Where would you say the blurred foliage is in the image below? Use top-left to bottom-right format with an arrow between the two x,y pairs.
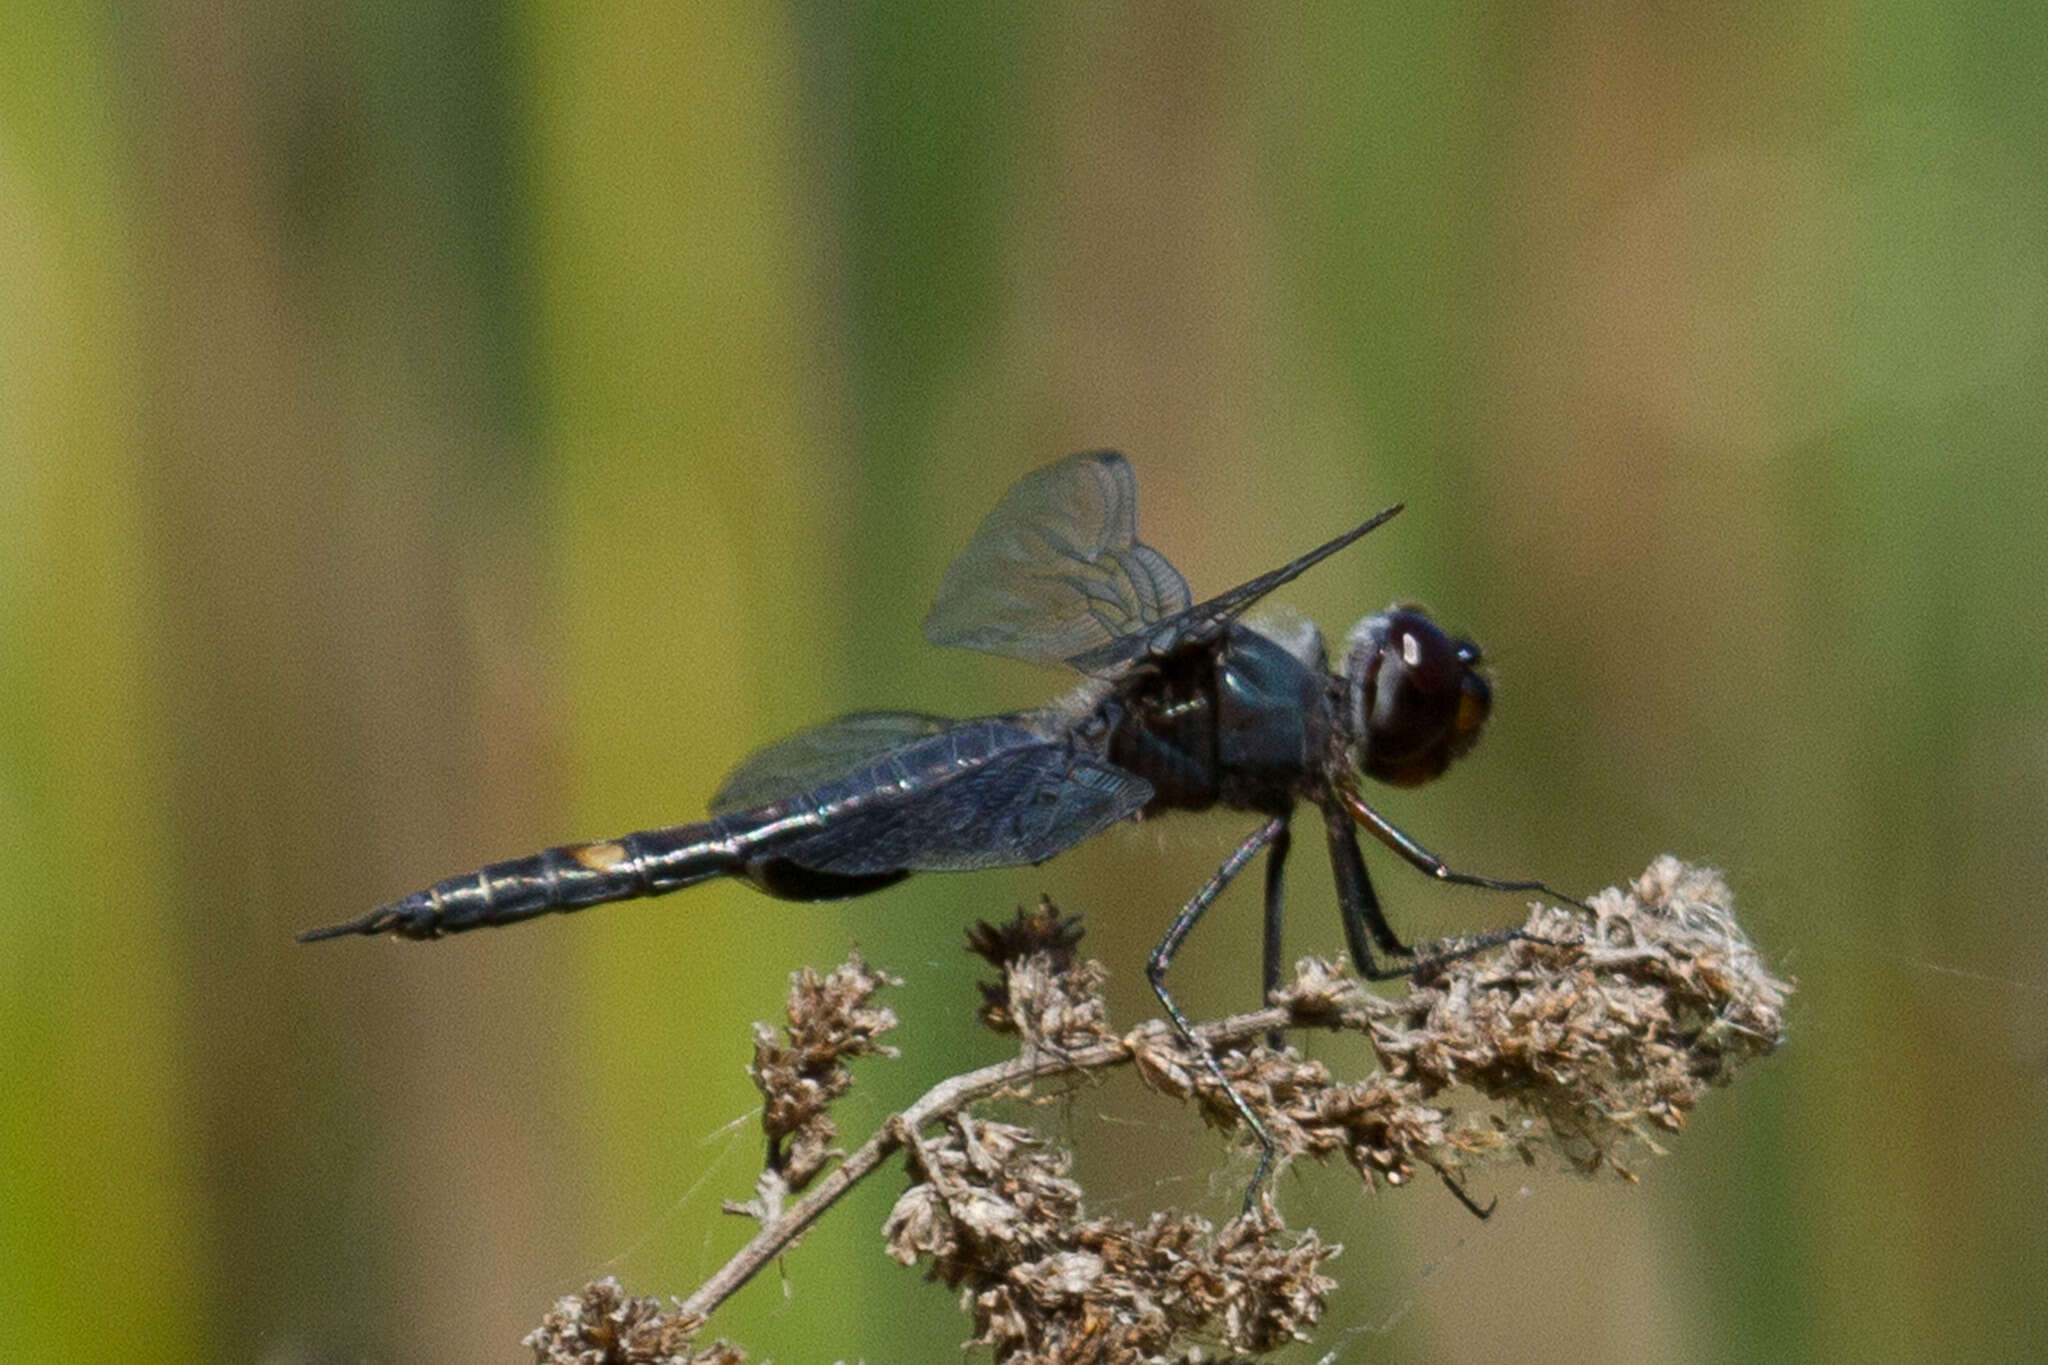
3,2 -> 2045,1361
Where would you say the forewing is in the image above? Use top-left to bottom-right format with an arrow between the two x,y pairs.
767,722 -> 1154,875
1065,502 -> 1405,673
709,711 -> 955,815
923,450 -> 1192,669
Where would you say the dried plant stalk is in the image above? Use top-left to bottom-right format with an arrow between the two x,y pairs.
527,858 -> 1790,1364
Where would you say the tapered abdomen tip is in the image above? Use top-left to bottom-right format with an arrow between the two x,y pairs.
295,893 -> 432,943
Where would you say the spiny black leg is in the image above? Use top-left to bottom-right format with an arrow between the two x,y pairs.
1321,800 -> 1409,977
1339,788 -> 1586,912
1261,818 -> 1291,1050
1148,816 -> 1288,1212
1320,790 -> 1568,1220
1325,798 -> 1531,1223
1325,787 -> 1575,986
1439,1168 -> 1497,1221
1396,923 -> 1531,982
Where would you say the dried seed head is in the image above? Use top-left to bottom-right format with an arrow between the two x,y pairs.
970,900 -> 1111,1049
884,1118 -> 1338,1361
524,1278 -> 739,1365
1180,857 -> 1795,1190
749,953 -> 899,1190
545,860 -> 1785,1363
967,899 -> 1087,971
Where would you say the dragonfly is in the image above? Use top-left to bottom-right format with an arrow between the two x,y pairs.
303,451 -> 1575,1191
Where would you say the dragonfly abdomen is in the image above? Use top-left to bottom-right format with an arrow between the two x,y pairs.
298,823 -> 747,941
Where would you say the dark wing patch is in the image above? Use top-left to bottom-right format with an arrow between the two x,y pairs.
710,711 -> 955,815
923,451 -> 1192,670
762,722 -> 1154,876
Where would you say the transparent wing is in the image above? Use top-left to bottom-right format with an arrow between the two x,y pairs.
710,711 -> 955,815
1064,503 -> 1405,674
922,450 -> 1192,670
763,719 -> 1155,875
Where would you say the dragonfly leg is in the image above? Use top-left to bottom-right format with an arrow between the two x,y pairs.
1321,800 -> 1411,978
1148,816 -> 1288,1213
1260,817 -> 1291,1050
1326,786 -> 1581,988
1439,1167 -> 1497,1221
1338,788 -> 1585,911
1323,795 -> 1554,1221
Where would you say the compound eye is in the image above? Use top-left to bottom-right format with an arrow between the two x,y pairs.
1390,615 -> 1460,695
1347,608 -> 1491,786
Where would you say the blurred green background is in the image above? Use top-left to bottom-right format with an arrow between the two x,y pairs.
6,3 -> 2046,1361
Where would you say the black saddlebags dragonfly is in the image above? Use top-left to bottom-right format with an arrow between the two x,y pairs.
304,451 -> 1573,1184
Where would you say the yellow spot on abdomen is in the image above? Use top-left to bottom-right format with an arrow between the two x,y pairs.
573,841 -> 629,871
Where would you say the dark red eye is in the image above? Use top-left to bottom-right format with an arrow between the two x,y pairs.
1345,608 -> 1491,787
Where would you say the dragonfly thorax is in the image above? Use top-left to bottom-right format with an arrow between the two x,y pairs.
1103,624 -> 1331,818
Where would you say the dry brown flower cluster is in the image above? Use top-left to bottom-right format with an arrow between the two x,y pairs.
526,858 -> 1789,1364
1357,855 -> 1789,1179
747,954 -> 899,1191
967,900 -> 1115,1049
886,1116 -> 1338,1361
525,1278 -> 736,1365
1130,856 -> 1793,1195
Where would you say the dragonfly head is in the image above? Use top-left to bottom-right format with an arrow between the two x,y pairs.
1341,606 -> 1490,788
